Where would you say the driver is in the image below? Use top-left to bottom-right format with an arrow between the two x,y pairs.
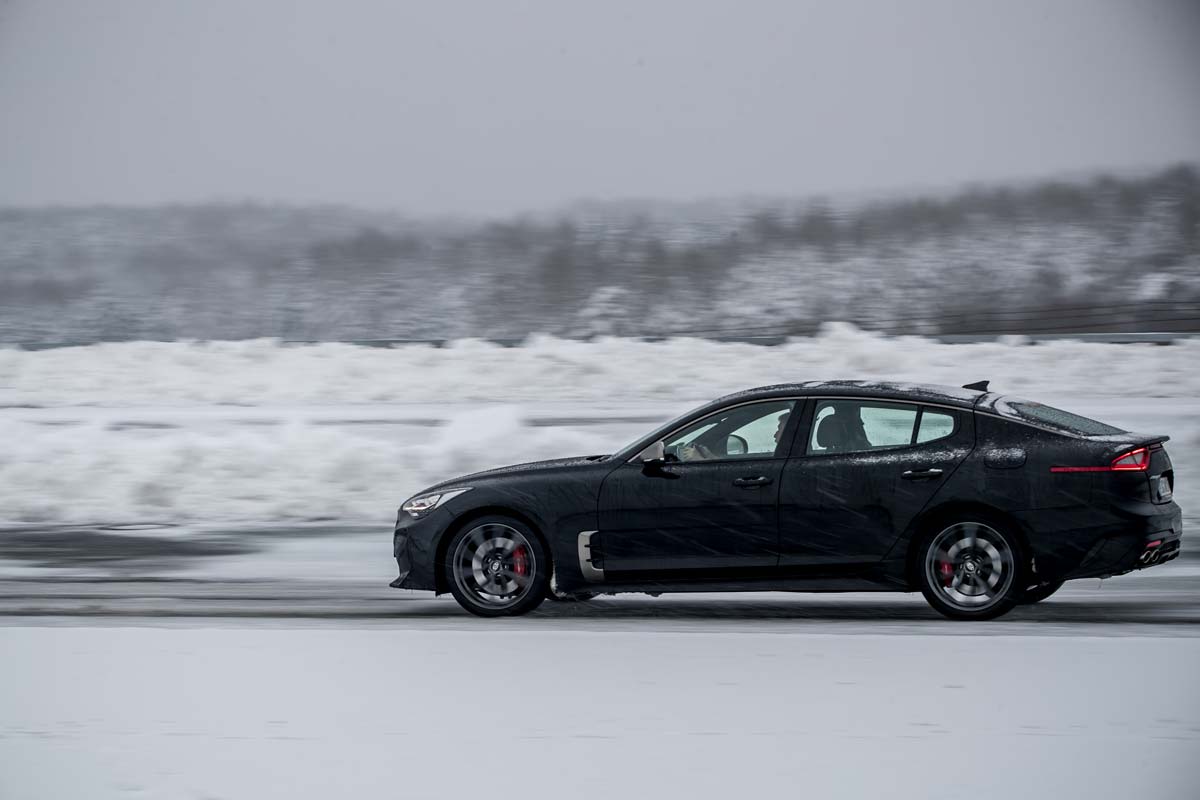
680,410 -> 790,461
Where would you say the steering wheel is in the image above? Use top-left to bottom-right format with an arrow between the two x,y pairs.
681,441 -> 717,461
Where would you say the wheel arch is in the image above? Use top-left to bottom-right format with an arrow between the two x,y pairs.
901,500 -> 1033,590
432,505 -> 552,595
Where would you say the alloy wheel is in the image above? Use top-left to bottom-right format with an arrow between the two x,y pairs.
451,522 -> 538,610
923,522 -> 1016,612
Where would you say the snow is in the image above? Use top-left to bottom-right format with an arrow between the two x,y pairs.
0,404 -> 610,524
2,329 -> 1196,525
1,625 -> 1196,800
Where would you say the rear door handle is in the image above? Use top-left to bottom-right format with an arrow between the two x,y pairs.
733,476 -> 773,488
901,468 -> 944,481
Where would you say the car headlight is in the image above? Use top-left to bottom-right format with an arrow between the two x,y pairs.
400,488 -> 472,519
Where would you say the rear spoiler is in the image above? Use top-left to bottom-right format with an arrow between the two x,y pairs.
1083,432 -> 1170,446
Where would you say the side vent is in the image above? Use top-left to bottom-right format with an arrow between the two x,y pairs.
577,531 -> 604,582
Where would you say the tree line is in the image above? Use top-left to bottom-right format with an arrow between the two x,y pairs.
1,165 -> 1196,343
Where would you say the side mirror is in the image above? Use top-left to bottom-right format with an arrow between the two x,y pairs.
726,434 -> 748,456
637,439 -> 680,479
636,440 -> 665,464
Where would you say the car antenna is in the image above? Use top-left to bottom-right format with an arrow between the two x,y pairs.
962,380 -> 989,392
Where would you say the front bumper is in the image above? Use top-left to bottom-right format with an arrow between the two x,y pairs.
390,506 -> 454,592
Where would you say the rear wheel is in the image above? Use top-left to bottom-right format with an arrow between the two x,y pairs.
443,516 -> 548,617
919,519 -> 1024,621
1021,580 -> 1065,604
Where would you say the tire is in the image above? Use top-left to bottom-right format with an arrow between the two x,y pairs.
1020,580 -> 1065,604
918,517 -> 1025,621
443,515 -> 549,617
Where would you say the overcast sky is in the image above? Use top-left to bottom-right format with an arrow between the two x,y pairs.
1,0 -> 1197,216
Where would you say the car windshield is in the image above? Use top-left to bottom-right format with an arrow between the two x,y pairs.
994,397 -> 1126,436
617,401 -> 714,458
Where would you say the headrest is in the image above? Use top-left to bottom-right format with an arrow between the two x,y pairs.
815,413 -> 846,449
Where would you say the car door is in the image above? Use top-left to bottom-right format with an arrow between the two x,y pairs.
778,399 -> 974,566
596,399 -> 798,576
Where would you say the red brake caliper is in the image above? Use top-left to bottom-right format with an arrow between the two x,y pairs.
938,560 -> 954,587
512,546 -> 529,578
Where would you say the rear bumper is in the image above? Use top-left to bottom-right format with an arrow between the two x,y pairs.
1133,537 -> 1180,568
1062,502 -> 1183,580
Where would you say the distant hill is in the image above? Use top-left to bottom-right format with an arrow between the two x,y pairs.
2,165 -> 1197,343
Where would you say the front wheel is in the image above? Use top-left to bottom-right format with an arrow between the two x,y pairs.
443,516 -> 549,618
918,519 -> 1025,621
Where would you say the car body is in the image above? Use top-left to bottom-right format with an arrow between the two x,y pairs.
391,381 -> 1182,620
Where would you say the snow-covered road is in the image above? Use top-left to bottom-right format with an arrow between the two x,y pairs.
1,552 -> 1198,632
4,531 -> 1198,797
2,624 -> 1197,800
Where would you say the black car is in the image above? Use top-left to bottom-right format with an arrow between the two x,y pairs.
391,381 -> 1182,620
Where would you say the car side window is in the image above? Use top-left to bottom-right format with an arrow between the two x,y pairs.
807,400 -> 919,454
665,400 -> 795,462
916,410 -> 956,443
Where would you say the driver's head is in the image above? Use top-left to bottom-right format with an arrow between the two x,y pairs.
774,411 -> 790,446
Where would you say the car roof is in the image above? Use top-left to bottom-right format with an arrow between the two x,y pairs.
716,380 -> 987,409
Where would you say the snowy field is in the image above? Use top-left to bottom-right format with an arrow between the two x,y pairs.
2,327 -> 1198,525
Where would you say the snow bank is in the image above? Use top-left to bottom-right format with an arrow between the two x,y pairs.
3,325 -> 1199,407
0,406 -> 613,524
2,328 -> 1195,525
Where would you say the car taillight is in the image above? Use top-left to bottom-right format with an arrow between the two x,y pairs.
1051,446 -> 1152,473
1109,447 -> 1150,471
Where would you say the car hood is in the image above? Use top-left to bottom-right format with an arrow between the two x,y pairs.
425,455 -> 610,492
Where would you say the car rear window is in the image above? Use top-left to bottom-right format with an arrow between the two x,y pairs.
916,410 -> 956,443
995,398 -> 1126,436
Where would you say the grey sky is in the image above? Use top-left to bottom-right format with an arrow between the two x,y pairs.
1,0 -> 1198,216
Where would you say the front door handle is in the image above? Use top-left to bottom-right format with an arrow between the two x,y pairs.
901,468 -> 944,481
733,476 -> 773,488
